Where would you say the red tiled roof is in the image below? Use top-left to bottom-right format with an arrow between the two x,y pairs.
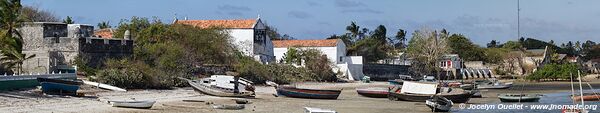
175,19 -> 256,29
94,28 -> 113,39
272,39 -> 340,48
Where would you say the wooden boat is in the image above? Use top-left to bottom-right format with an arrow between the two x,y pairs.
476,79 -> 512,89
426,95 -> 453,112
37,77 -> 83,95
178,76 -> 255,97
572,93 -> 600,101
356,87 -> 389,98
276,85 -> 342,99
388,81 -> 472,103
498,94 -> 542,102
304,107 -> 337,113
389,91 -> 472,103
109,100 -> 156,109
82,80 -> 127,92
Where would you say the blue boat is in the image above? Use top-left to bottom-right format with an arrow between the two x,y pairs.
37,78 -> 83,95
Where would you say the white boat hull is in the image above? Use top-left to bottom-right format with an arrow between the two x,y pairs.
109,100 -> 156,109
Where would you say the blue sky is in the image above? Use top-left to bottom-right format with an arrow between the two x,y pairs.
23,0 -> 599,46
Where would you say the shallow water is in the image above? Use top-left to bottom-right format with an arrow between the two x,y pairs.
454,90 -> 600,113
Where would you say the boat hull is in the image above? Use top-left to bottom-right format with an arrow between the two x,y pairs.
179,77 -> 255,97
40,82 -> 80,94
498,94 -> 541,102
37,78 -> 82,95
110,100 -> 155,109
572,94 -> 600,101
426,96 -> 453,112
356,88 -> 389,98
499,97 -> 540,102
389,92 -> 472,103
276,86 -> 341,99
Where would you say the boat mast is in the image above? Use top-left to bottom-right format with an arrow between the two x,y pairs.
517,0 -> 523,103
578,71 -> 585,108
570,73 -> 576,105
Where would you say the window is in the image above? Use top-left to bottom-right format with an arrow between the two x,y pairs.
254,29 -> 266,43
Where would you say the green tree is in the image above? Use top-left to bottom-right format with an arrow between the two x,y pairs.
406,28 -> 450,75
502,41 -> 522,50
0,0 -> 35,74
113,16 -> 150,39
581,40 -> 598,60
487,40 -> 498,48
345,21 -> 360,40
394,28 -> 407,49
283,47 -> 301,65
484,48 -> 509,64
447,34 -> 485,61
371,25 -> 387,43
62,16 -> 74,24
97,21 -> 110,29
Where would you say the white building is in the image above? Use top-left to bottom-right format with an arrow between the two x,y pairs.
175,17 -> 274,64
272,39 -> 364,81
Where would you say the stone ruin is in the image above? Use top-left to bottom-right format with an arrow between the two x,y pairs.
18,22 -> 133,74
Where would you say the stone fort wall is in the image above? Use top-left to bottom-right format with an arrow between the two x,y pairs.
19,22 -> 133,73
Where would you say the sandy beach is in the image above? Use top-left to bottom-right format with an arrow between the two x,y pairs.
2,78 -> 600,113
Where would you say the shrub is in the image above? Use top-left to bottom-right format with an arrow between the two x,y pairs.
526,63 -> 583,81
236,48 -> 337,84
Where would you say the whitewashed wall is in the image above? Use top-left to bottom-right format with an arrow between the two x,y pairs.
274,46 -> 340,64
228,29 -> 254,56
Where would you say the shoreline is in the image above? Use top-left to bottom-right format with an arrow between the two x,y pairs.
1,81 -> 600,113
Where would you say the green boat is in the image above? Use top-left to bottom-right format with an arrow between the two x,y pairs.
0,74 -> 76,91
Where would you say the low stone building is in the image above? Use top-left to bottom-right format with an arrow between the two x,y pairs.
19,22 -> 133,74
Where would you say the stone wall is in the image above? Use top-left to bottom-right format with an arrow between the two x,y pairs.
78,38 -> 134,68
363,64 -> 411,81
19,22 -> 133,73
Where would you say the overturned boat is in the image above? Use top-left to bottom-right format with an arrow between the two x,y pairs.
178,75 -> 255,97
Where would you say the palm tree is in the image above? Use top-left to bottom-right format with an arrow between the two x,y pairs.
62,16 -> 74,24
394,29 -> 406,49
345,21 -> 360,40
97,21 -> 110,29
0,0 -> 35,74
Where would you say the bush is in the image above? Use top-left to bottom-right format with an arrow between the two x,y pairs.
526,63 -> 583,81
97,59 -> 159,89
93,17 -> 236,89
236,48 -> 337,84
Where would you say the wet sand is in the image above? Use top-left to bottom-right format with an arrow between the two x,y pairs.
2,78 -> 600,113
